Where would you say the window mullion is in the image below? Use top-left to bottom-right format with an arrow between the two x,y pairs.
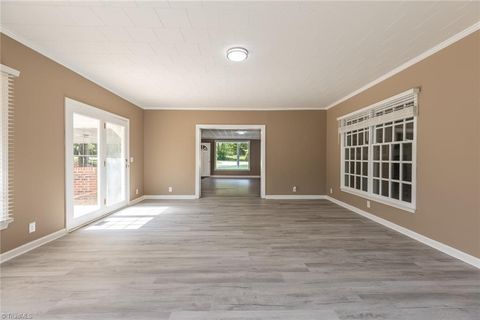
368,125 -> 373,194
236,143 -> 240,168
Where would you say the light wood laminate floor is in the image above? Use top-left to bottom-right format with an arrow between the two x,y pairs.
1,198 -> 479,320
201,177 -> 260,197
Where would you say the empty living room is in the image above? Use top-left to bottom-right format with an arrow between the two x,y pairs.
0,1 -> 479,319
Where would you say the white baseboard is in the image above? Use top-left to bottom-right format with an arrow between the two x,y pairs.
209,175 -> 261,179
144,195 -> 197,200
128,195 -> 145,205
265,195 -> 327,200
0,229 -> 67,264
324,196 -> 480,269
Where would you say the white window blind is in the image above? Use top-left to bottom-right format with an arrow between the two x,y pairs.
338,88 -> 419,213
0,64 -> 19,230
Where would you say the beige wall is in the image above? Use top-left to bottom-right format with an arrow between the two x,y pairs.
0,34 -> 144,253
202,139 -> 261,176
1,29 -> 477,261
144,110 -> 326,196
326,32 -> 480,258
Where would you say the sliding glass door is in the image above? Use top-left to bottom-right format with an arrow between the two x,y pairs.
105,122 -> 126,206
72,114 -> 100,219
65,98 -> 129,230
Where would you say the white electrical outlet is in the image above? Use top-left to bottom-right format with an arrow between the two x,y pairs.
29,222 -> 36,233
292,186 -> 297,193
330,188 -> 333,194
135,188 -> 139,195
367,200 -> 371,208
130,157 -> 134,163
168,186 -> 173,193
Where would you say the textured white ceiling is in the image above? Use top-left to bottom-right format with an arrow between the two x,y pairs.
202,129 -> 260,140
1,1 -> 479,110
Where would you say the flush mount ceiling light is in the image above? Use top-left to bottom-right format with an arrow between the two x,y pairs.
236,130 -> 246,135
226,47 -> 248,62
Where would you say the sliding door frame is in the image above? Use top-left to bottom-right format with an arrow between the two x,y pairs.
65,98 -> 130,231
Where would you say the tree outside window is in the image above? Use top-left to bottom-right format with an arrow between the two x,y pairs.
215,141 -> 250,170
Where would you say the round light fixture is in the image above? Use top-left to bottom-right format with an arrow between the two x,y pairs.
226,47 -> 248,62
236,131 -> 246,135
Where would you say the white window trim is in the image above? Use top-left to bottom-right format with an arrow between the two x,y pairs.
338,88 -> 418,213
0,64 -> 20,230
0,219 -> 13,230
214,140 -> 251,171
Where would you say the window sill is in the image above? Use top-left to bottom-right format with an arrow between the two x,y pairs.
0,218 -> 13,231
340,187 -> 416,213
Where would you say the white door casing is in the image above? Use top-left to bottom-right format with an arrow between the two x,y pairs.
195,125 -> 266,199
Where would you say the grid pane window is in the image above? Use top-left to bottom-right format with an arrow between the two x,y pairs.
371,118 -> 414,203
343,128 -> 369,192
341,115 -> 416,211
373,118 -> 414,203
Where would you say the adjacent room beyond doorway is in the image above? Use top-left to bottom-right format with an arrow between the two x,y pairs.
200,129 -> 261,198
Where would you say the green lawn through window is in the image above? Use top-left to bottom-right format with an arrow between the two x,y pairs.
215,141 -> 250,171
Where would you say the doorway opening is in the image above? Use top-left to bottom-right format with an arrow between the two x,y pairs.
65,98 -> 129,231
195,125 -> 266,198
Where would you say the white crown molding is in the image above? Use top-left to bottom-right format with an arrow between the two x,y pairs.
265,195 -> 327,200
323,21 -> 480,110
144,195 -> 197,200
142,106 -> 324,111
0,27 -> 143,109
0,229 -> 67,264
324,196 -> 480,269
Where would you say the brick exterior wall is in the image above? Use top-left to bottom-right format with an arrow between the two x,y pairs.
73,166 -> 98,205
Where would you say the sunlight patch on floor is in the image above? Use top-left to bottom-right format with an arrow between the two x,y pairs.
112,206 -> 169,216
86,217 -> 153,230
